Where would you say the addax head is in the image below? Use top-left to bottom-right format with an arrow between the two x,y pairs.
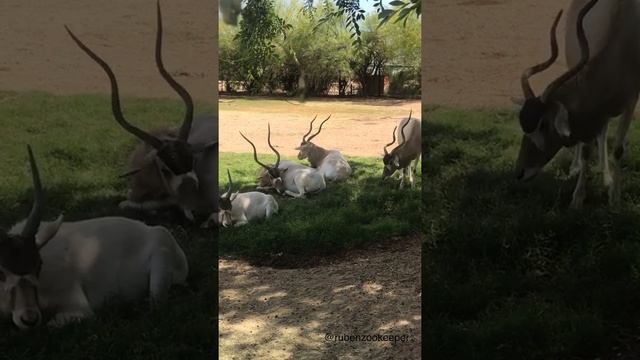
218,169 -> 239,228
382,111 -> 412,179
65,1 -> 209,193
240,124 -> 287,194
515,0 -> 598,181
0,146 -> 63,330
296,115 -> 330,160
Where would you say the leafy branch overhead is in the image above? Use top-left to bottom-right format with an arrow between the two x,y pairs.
308,0 -> 421,41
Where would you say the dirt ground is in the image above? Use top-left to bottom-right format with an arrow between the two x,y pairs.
219,237 -> 422,360
0,0 -> 216,103
424,0 -> 572,108
219,98 -> 420,157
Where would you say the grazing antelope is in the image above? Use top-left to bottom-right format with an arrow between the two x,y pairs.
218,170 -> 279,227
66,1 -> 218,224
382,111 -> 422,189
240,125 -> 326,198
296,115 -> 352,182
1,146 -> 188,330
514,0 -> 640,208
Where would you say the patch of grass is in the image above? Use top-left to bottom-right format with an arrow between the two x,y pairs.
0,91 -> 216,359
424,107 -> 640,359
219,152 -> 421,267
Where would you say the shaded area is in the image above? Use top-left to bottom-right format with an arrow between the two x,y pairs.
424,107 -> 640,359
0,92 -> 215,359
219,153 -> 421,268
219,236 -> 421,360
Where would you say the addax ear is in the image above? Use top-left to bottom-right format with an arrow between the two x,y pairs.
36,215 -> 64,250
552,102 -> 571,138
230,191 -> 240,202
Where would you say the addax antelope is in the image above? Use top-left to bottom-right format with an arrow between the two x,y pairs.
218,170 -> 279,227
296,115 -> 352,182
1,146 -> 188,330
240,124 -> 326,198
515,0 -> 640,208
66,1 -> 218,224
382,111 -> 422,189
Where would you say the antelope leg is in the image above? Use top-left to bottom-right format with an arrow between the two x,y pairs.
570,142 -> 591,209
597,122 -> 612,186
609,96 -> 637,207
569,146 -> 582,178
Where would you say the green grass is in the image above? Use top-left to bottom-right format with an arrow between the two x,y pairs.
424,107 -> 640,359
219,152 -> 421,267
0,91 -> 216,359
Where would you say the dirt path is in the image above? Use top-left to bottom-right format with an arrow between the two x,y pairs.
219,236 -> 422,360
220,98 -> 420,157
0,0 -> 216,103
424,0 -> 570,108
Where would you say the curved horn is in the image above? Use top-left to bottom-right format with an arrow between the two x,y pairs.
306,115 -> 331,143
520,10 -> 563,99
21,145 -> 44,239
222,169 -> 233,198
384,126 -> 398,155
542,0 -> 597,101
392,117 -> 411,153
65,26 -> 164,149
267,124 -> 281,169
302,115 -> 318,143
239,131 -> 270,171
156,1 -> 194,142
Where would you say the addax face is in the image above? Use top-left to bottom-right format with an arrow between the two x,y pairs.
296,143 -> 312,161
382,154 -> 400,179
515,100 -> 569,181
0,235 -> 43,330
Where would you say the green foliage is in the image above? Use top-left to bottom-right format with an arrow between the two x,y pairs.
219,152 -> 421,267
236,0 -> 290,93
0,91 -> 215,358
277,0 -> 354,96
219,0 -> 420,97
424,107 -> 640,359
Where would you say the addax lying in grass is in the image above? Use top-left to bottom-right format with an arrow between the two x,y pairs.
0,147 -> 188,330
218,169 -> 278,228
66,1 -> 218,225
240,124 -> 327,199
295,115 -> 352,182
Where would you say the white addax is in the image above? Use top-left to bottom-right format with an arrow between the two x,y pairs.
295,115 -> 352,182
514,0 -> 640,208
66,1 -> 218,224
240,124 -> 326,199
382,111 -> 422,189
0,146 -> 188,330
218,170 -> 279,227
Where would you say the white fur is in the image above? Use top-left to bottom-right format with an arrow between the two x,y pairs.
2,216 -> 188,327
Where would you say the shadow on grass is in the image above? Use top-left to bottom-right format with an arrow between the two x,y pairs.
423,108 -> 640,360
219,156 -> 421,268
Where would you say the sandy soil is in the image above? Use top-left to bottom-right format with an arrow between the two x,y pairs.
424,0 -> 572,108
0,0 -> 216,103
219,98 -> 420,157
219,237 -> 422,360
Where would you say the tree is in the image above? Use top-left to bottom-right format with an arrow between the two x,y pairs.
235,0 -> 290,94
277,0 -> 354,97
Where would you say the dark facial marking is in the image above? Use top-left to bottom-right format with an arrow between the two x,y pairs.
519,97 -> 546,133
0,235 -> 42,276
156,141 -> 194,175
